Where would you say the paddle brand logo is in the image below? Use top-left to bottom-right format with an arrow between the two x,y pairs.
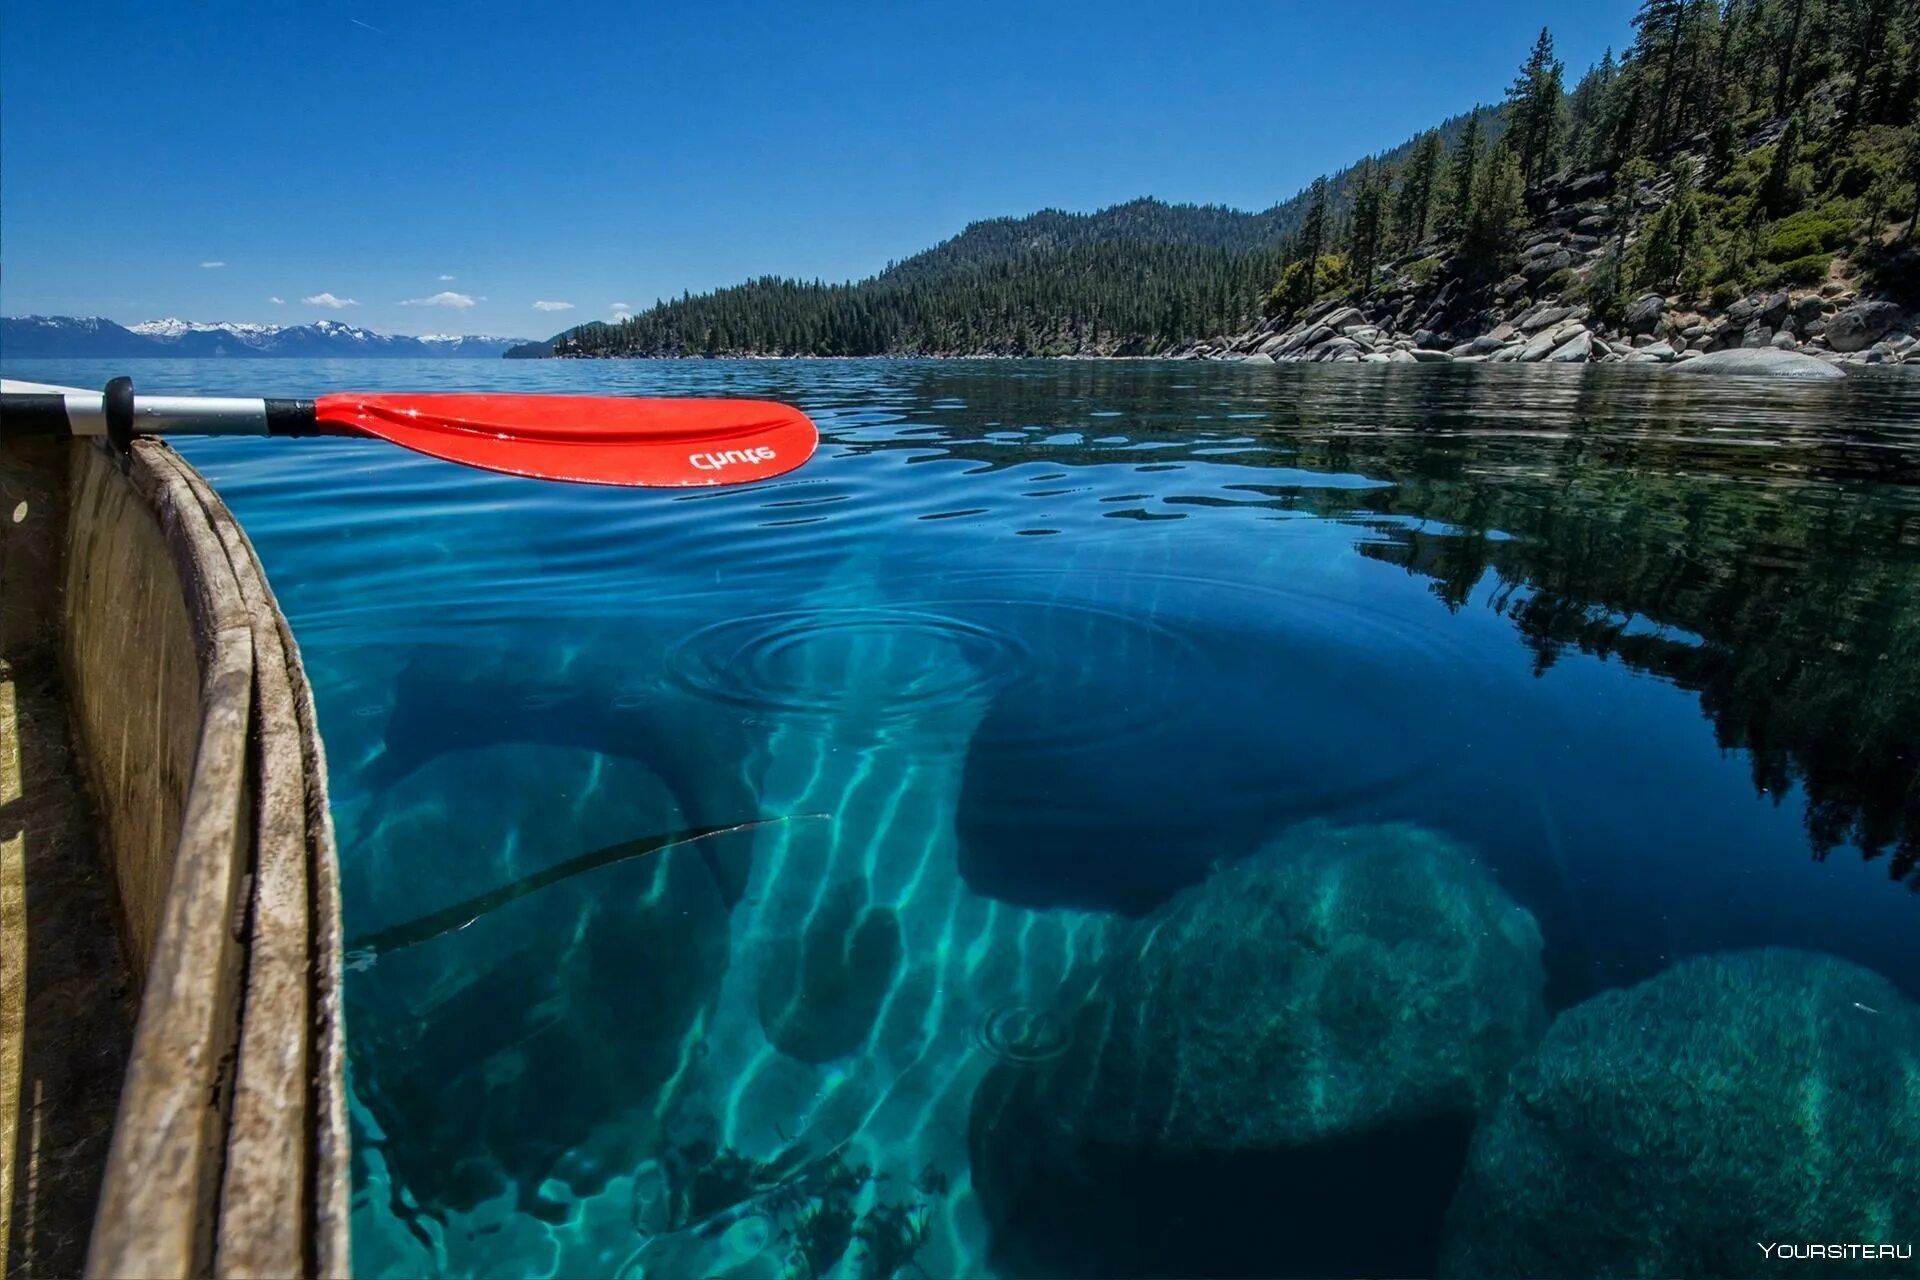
690,446 -> 777,471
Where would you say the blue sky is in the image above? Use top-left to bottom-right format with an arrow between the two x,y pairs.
2,1 -> 1639,336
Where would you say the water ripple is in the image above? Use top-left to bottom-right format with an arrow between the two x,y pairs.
663,591 -> 1216,750
664,606 -> 1028,722
972,999 -> 1074,1066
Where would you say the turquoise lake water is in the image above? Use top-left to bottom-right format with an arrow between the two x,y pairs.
13,358 -> 1920,1278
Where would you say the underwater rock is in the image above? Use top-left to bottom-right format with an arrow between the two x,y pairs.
345,746 -> 736,1215
969,822 -> 1546,1278
758,881 -> 904,1063
951,593 -> 1439,916
1439,948 -> 1920,1280
370,648 -> 766,903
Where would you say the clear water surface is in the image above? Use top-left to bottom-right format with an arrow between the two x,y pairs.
13,358 -> 1920,1279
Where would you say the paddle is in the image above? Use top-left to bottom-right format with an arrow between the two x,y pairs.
0,377 -> 818,487
342,813 -> 827,967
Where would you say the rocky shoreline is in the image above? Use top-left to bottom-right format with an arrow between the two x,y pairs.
1188,290 -> 1913,374
1182,170 -> 1916,373
1190,184 -> 1912,376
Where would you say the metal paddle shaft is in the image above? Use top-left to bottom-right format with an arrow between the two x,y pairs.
0,377 -> 819,487
0,377 -> 318,441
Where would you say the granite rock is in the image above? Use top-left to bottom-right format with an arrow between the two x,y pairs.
1440,950 -> 1920,1280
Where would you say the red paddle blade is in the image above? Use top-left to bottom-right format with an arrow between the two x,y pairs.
314,393 -> 818,487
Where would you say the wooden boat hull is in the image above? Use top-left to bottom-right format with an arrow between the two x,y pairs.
1,424 -> 348,1278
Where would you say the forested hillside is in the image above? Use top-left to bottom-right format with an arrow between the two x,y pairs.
548,1 -> 1919,360
875,112 -> 1493,285
552,240 -> 1285,358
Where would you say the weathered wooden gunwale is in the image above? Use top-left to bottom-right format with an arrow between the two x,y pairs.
1,432 -> 348,1279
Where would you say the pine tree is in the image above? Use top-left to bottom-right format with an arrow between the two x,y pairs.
1506,27 -> 1567,187
1393,131 -> 1445,249
1298,176 -> 1331,305
1639,156 -> 1703,290
1567,49 -> 1617,161
1345,160 -> 1391,293
1758,114 -> 1803,219
1586,158 -> 1651,325
1714,0 -> 1748,111
1672,0 -> 1725,145
1707,115 -> 1740,181
1447,109 -> 1484,231
1461,147 -> 1527,272
1890,10 -> 1920,125
1865,167 -> 1903,238
1632,0 -> 1689,152
1774,0 -> 1808,115
1601,80 -> 1643,172
1906,125 -> 1920,235
1839,0 -> 1899,131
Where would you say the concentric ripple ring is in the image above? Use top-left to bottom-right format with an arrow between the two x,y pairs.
972,999 -> 1074,1066
665,606 -> 1030,723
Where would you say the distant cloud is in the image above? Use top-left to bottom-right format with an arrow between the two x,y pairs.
533,300 -> 575,312
269,296 -> 285,305
438,274 -> 456,281
610,301 -> 633,315
401,291 -> 477,310
303,292 -> 359,308
200,260 -> 226,269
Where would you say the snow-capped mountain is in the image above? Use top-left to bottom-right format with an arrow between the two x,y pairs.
1,315 -> 171,359
2,315 -> 536,359
130,318 -> 283,340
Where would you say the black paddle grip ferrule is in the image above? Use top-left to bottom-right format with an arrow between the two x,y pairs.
264,399 -> 320,436
104,377 -> 136,453
0,394 -> 73,441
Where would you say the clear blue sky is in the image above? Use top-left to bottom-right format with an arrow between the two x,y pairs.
2,1 -> 1639,336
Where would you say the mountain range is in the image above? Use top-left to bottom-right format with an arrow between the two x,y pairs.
1,316 -> 537,359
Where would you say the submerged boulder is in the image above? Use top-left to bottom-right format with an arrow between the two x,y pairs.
951,586 -> 1447,916
1440,949 -> 1920,1280
371,648 -> 767,902
758,881 -> 903,1063
1669,347 -> 1844,378
346,746 -> 737,1216
970,822 -> 1546,1278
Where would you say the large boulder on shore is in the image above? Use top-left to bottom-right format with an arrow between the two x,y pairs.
970,822 -> 1546,1278
1519,321 -> 1582,361
1440,949 -> 1920,1280
1545,330 -> 1593,362
1828,300 -> 1907,353
1521,247 -> 1576,280
1726,290 -> 1790,328
1670,347 -> 1844,378
1625,292 -> 1667,334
